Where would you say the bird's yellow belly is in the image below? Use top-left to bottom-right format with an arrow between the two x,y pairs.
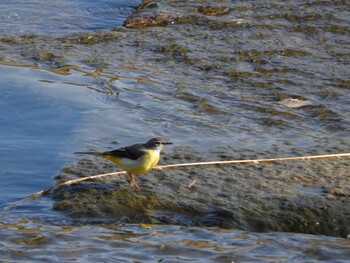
104,150 -> 160,175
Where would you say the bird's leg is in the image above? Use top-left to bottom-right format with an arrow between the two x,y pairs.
127,174 -> 142,191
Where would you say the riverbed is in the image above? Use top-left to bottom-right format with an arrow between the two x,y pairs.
0,0 -> 349,262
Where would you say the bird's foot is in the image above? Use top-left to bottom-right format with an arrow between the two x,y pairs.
131,180 -> 143,191
128,174 -> 143,191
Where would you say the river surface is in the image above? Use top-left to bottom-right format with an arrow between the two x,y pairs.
1,0 -> 350,262
0,0 -> 139,35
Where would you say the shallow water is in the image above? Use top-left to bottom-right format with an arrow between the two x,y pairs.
0,0 -> 350,261
1,220 -> 350,262
0,0 -> 140,35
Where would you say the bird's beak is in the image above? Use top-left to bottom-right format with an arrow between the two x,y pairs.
163,142 -> 173,145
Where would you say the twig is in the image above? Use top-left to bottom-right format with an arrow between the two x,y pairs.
54,171 -> 126,188
18,152 -> 350,201
11,171 -> 127,207
157,152 -> 350,169
187,179 -> 197,189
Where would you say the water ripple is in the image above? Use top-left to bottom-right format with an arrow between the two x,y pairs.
0,0 -> 140,35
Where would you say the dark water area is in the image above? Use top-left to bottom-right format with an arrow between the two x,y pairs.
1,0 -> 350,262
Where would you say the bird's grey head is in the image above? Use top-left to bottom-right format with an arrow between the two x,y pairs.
145,137 -> 172,151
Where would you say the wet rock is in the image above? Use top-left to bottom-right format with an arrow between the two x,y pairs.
136,2 -> 159,10
60,32 -> 119,45
47,65 -> 78,75
160,43 -> 189,60
0,35 -> 17,44
260,117 -> 286,126
35,50 -> 56,61
123,1 -> 205,28
209,19 -> 250,30
123,13 -> 178,28
227,71 -> 257,79
123,1 -> 179,29
279,98 -> 312,108
52,147 -> 350,238
196,6 -> 230,16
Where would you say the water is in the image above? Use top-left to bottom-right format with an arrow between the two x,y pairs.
1,222 -> 349,262
0,0 -> 140,35
0,66 -> 100,199
1,0 -> 350,262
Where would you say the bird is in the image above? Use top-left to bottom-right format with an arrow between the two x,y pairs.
75,137 -> 172,190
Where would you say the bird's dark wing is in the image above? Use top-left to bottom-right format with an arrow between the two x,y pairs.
103,143 -> 147,160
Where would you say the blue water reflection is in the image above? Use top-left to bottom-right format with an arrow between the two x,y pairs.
0,65 -> 110,204
0,0 -> 140,35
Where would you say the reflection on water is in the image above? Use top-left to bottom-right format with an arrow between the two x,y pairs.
1,217 -> 350,262
0,65 -> 154,199
0,0 -> 140,35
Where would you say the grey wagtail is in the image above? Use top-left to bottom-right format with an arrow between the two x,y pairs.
75,137 -> 172,190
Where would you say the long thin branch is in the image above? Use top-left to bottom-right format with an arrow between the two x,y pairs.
157,152 -> 350,169
23,171 -> 126,201
20,152 -> 350,201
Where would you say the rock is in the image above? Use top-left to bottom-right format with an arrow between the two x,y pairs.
52,148 -> 350,238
